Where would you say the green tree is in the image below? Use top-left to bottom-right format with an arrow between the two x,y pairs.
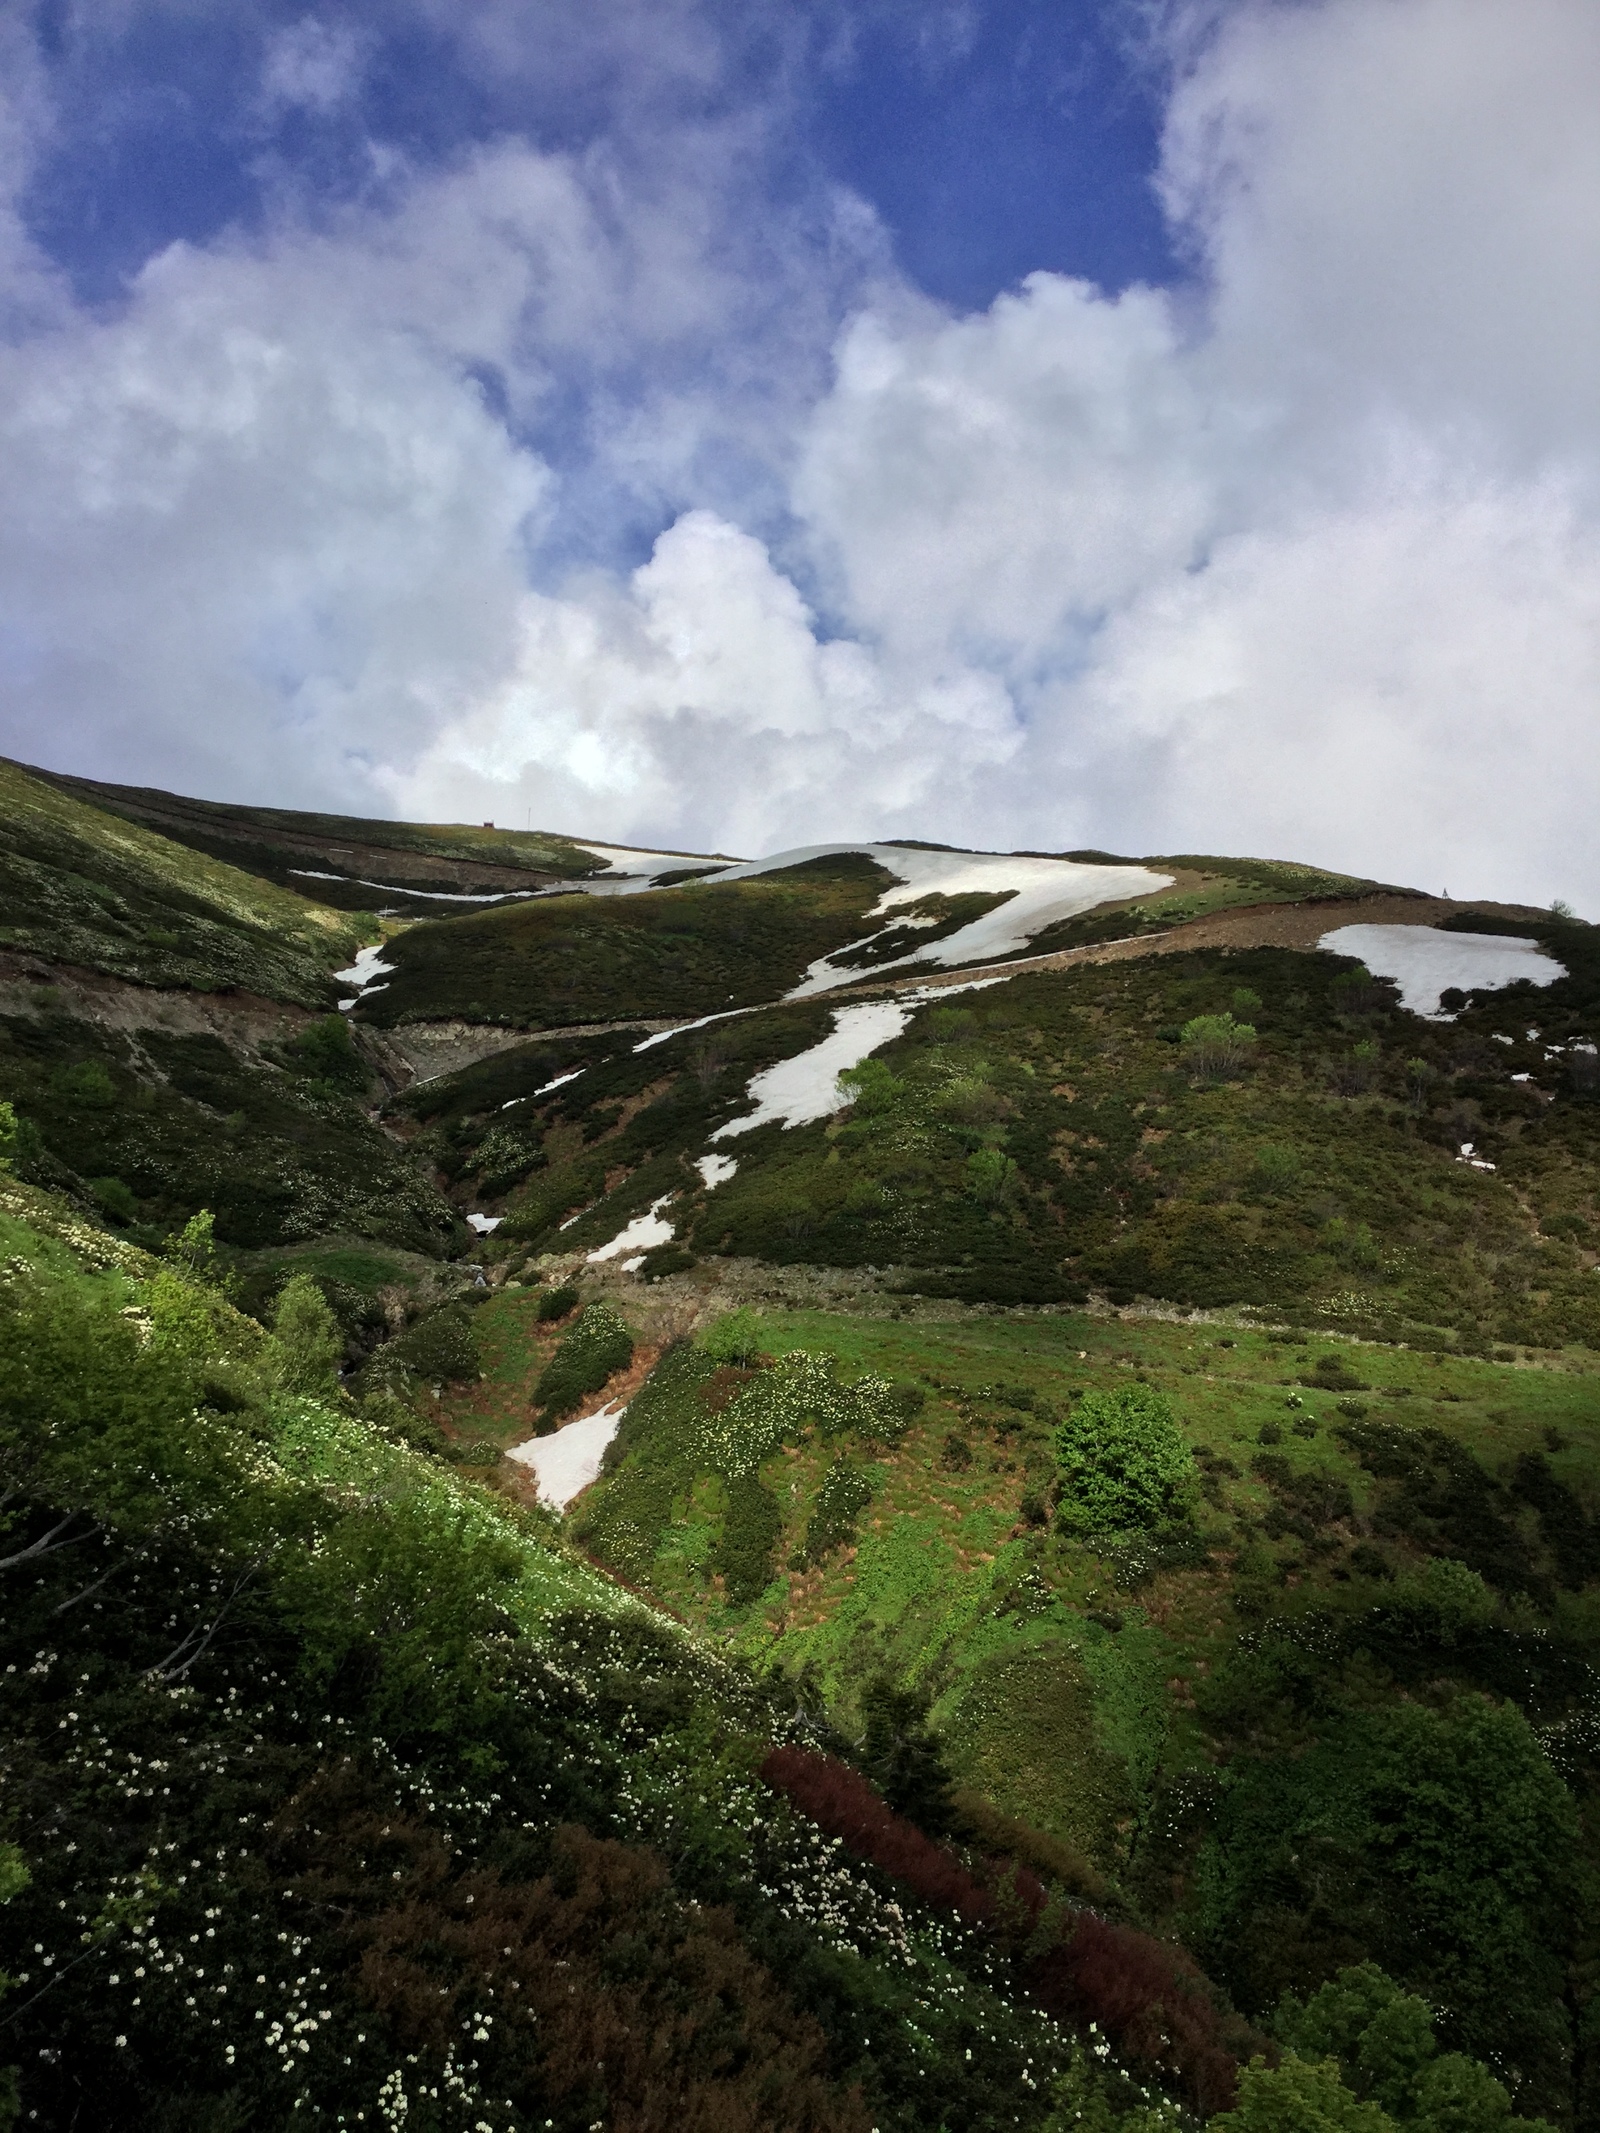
1213,2055 -> 1395,2132
1180,1012 -> 1258,1081
859,1674 -> 957,1836
0,1100 -> 17,1172
267,1272 -> 343,1395
1053,1384 -> 1197,1537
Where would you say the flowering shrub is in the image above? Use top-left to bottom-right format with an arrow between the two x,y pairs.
532,1300 -> 632,1422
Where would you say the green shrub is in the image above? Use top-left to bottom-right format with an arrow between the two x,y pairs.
285,1013 -> 368,1088
392,1304 -> 481,1385
716,1473 -> 782,1604
1053,1384 -> 1197,1537
536,1283 -> 581,1323
1179,1013 -> 1257,1081
267,1272 -> 342,1394
966,1147 -> 1021,1206
803,1461 -> 875,1565
699,1307 -> 766,1365
535,1302 -> 633,1421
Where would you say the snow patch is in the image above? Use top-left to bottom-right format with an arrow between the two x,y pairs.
465,1213 -> 502,1234
1318,924 -> 1562,1018
674,843 -> 1169,995
506,1400 -> 626,1509
587,1194 -> 678,1262
333,943 -> 396,1011
501,1068 -> 585,1110
696,1153 -> 738,1189
712,1000 -> 910,1140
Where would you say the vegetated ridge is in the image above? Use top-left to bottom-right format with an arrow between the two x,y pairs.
2,757 -> 1597,2133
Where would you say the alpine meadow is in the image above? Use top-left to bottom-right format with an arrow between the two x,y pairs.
4,757 -> 1600,2132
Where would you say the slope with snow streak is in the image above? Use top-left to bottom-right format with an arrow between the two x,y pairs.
507,1400 -> 627,1510
700,844 -> 1172,996
711,1000 -> 911,1141
1319,924 -> 1563,1018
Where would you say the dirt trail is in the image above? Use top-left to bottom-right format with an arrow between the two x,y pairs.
847,892 -> 1550,998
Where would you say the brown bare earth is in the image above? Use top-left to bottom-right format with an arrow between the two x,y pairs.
868,892 -> 1552,997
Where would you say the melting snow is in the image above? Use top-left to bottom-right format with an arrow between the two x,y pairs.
501,1068 -> 585,1110
1318,924 -> 1562,1018
696,1153 -> 738,1189
712,1000 -> 911,1140
333,943 -> 396,1003
587,1194 -> 678,1262
681,843 -> 1171,996
465,1213 -> 502,1234
506,1400 -> 627,1509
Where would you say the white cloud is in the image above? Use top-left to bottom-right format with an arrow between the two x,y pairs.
4,0 -> 1600,910
259,17 -> 366,115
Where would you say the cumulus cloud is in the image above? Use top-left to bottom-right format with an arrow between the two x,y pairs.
3,0 -> 1600,907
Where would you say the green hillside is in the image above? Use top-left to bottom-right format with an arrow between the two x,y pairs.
0,756 -> 365,1002
4,764 -> 1599,2131
29,762 -> 619,909
355,849 -> 894,1028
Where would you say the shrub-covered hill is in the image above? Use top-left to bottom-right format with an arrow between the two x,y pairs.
434,914 -> 1600,1356
0,757 -> 365,1004
27,762 -> 611,912
572,1303 -> 1600,2125
0,1170 -> 1231,2133
354,850 -> 896,1029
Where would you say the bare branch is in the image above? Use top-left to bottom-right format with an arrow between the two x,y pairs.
0,1510 -> 95,1573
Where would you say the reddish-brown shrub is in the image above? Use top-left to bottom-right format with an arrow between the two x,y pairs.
760,1744 -> 993,1923
268,1763 -> 873,2133
760,1744 -> 1249,2116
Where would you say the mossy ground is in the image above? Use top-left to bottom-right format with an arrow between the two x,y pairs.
357,851 -> 892,1028
0,756 -> 364,1001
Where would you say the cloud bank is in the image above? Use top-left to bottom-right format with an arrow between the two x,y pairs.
2,0 -> 1598,906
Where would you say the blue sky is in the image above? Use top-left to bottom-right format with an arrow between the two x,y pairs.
2,1 -> 1599,905
23,3 -> 1174,311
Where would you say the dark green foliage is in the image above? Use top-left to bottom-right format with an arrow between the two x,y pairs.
859,1676 -> 958,1838
533,1300 -> 633,1421
716,1474 -> 783,1604
1336,1420 -> 1541,1596
1054,1385 -> 1197,1537
535,1282 -> 580,1322
357,853 -> 891,1029
571,1342 -> 719,1577
0,1010 -> 460,1254
281,1013 -> 369,1089
1272,1962 -> 1556,2130
802,1460 -> 876,1565
391,1302 -> 481,1385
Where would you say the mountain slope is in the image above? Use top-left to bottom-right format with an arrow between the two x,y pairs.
0,756 -> 365,1003
2,765 -> 1596,2132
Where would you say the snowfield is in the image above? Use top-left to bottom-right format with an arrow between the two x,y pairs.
553,838 -> 1170,986
506,1399 -> 626,1509
712,1000 -> 911,1140
706,843 -> 1172,995
587,1193 -> 678,1264
1318,923 -> 1562,1017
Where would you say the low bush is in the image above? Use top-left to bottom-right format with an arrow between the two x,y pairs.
1054,1385 -> 1198,1538
391,1302 -> 480,1385
716,1473 -> 783,1604
534,1300 -> 634,1421
536,1282 -> 580,1322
